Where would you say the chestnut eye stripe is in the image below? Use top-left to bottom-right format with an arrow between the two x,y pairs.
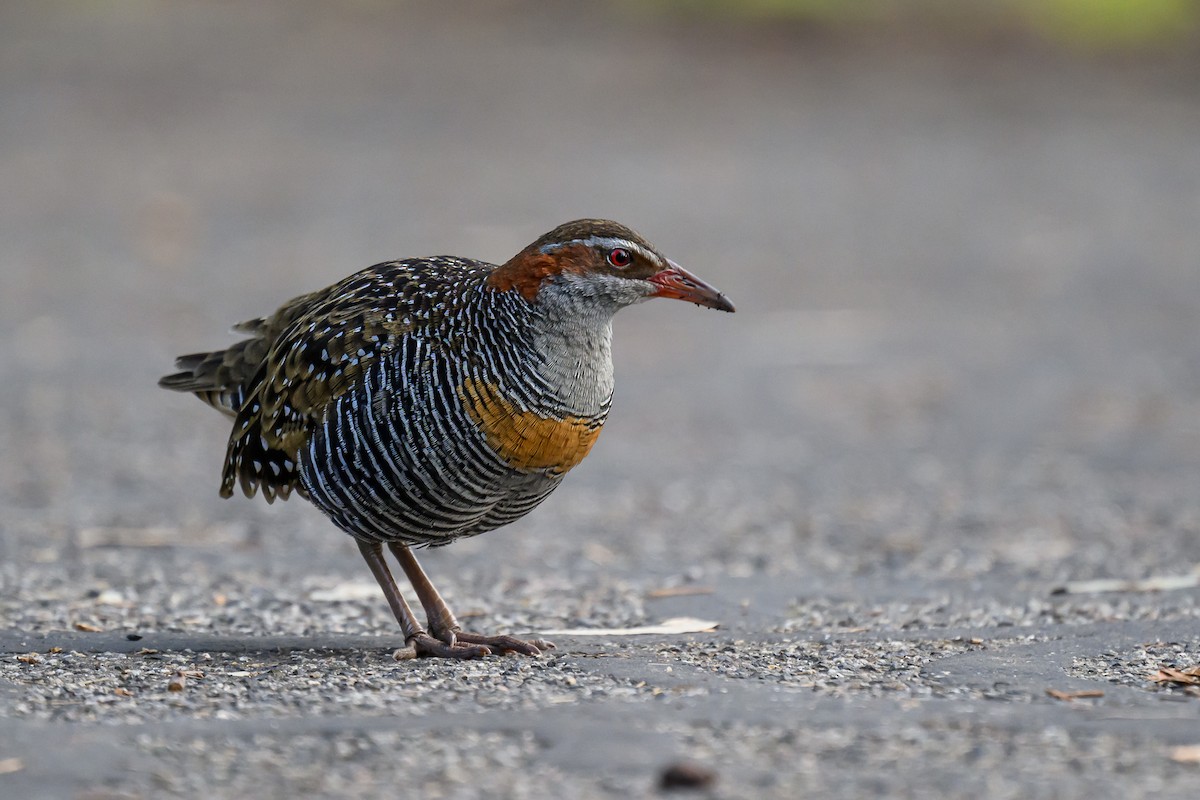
539,236 -> 663,268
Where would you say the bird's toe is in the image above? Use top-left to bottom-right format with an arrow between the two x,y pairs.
396,632 -> 493,660
453,631 -> 552,657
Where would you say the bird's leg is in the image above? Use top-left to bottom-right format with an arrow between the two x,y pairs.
356,540 -> 490,660
388,543 -> 553,657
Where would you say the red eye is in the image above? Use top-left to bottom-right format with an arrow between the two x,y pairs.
607,248 -> 632,268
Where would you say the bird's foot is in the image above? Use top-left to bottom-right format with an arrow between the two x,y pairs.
392,632 -> 492,661
450,630 -> 555,657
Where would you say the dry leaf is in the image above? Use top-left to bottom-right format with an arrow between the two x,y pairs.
78,526 -> 178,548
136,648 -> 159,656
114,687 -> 133,697
1051,571 -> 1200,595
1170,744 -> 1200,764
309,581 -> 380,602
73,622 -> 103,632
77,525 -> 240,548
16,653 -> 40,664
645,585 -> 715,599
542,617 -> 719,637
1046,688 -> 1105,701
582,541 -> 616,564
48,647 -> 62,654
1149,666 -> 1200,686
0,758 -> 23,775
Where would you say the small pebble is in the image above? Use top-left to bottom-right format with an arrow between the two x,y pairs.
659,761 -> 717,791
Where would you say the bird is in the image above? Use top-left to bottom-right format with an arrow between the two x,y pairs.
160,219 -> 734,659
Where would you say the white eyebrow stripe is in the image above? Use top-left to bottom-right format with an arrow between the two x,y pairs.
540,236 -> 663,266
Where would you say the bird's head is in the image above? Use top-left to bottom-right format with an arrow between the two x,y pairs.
489,219 -> 735,314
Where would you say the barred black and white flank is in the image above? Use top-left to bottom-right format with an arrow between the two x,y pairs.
161,219 -> 734,659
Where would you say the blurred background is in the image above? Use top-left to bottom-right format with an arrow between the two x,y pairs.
4,1 -> 1200,796
2,0 -> 1199,633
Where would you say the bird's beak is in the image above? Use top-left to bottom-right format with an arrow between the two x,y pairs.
647,260 -> 736,312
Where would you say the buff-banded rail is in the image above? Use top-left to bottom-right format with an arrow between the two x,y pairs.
160,219 -> 734,659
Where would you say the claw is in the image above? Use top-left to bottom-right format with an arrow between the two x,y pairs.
453,631 -> 553,657
397,632 -> 492,660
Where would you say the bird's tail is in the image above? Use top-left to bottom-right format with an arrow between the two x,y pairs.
159,337 -> 267,417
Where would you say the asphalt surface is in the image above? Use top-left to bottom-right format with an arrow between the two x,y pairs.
2,2 -> 1200,798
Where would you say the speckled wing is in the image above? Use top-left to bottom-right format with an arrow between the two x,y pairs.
219,258 -> 493,503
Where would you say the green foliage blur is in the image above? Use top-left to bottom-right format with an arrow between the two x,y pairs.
651,0 -> 1199,51
1020,0 -> 1196,49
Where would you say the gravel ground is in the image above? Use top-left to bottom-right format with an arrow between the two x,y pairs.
3,1 -> 1200,797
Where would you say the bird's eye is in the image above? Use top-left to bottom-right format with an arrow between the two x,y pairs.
607,248 -> 632,268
